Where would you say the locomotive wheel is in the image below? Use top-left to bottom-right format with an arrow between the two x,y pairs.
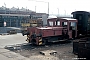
63,35 -> 69,39
31,39 -> 36,45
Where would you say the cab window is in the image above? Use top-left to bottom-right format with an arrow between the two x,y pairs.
57,21 -> 60,25
55,21 -> 60,26
69,22 -> 76,30
49,21 -> 53,26
62,22 -> 67,27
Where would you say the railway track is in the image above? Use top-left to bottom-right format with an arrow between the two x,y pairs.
4,41 -> 76,59
5,41 -> 71,50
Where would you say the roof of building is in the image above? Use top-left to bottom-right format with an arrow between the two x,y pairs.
0,14 -> 30,16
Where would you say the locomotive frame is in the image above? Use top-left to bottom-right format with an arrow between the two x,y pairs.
26,18 -> 77,45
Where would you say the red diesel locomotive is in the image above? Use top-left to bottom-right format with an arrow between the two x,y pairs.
26,18 -> 77,45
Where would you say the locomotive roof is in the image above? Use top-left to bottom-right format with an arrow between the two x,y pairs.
48,15 -> 57,19
61,18 -> 77,20
47,17 -> 77,21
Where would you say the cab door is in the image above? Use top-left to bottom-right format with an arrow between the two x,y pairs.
69,22 -> 77,39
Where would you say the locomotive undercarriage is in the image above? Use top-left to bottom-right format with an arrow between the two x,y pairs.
26,34 -> 69,45
42,35 -> 69,43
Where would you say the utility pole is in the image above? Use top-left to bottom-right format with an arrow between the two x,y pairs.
48,2 -> 49,15
4,3 -> 6,14
28,0 -> 49,15
26,6 -> 27,12
35,6 -> 36,12
64,10 -> 66,16
57,8 -> 59,16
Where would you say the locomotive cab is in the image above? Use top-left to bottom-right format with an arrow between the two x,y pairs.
48,18 -> 77,39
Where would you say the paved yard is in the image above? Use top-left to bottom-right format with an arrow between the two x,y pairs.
0,33 -> 78,60
0,33 -> 27,48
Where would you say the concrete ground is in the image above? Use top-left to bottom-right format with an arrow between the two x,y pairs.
0,48 -> 30,60
0,33 -> 27,48
0,27 -> 21,33
0,33 -> 78,60
0,33 -> 30,60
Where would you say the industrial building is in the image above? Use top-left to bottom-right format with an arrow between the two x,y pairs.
0,6 -> 48,27
0,14 -> 30,27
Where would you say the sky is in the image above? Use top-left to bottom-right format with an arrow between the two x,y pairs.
0,0 -> 90,16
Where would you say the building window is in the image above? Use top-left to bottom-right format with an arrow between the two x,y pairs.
3,16 -> 5,18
